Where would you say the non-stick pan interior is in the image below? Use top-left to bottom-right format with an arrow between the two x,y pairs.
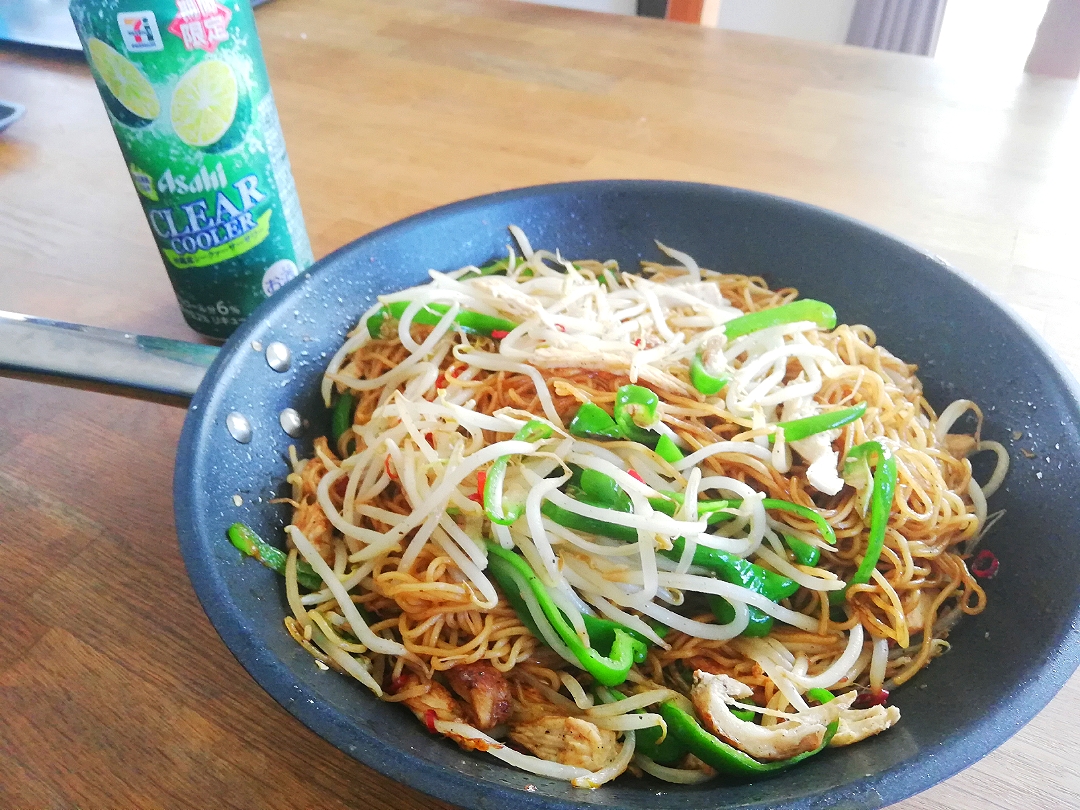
175,181 -> 1080,810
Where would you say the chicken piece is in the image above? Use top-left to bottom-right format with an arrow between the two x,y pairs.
509,715 -> 618,772
781,397 -> 844,496
903,590 -> 935,635
445,662 -> 512,730
691,671 -> 856,762
394,673 -> 491,753
510,685 -> 572,725
830,704 -> 902,747
397,674 -> 466,725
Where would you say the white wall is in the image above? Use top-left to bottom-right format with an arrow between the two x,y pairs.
506,0 -> 857,46
717,0 -> 857,44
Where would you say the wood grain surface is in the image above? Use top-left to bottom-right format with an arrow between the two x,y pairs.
2,0 -> 1080,807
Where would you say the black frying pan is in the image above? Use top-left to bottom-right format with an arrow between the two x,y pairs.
4,181 -> 1080,810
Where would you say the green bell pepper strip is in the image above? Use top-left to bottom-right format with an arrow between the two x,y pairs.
366,300 -> 519,340
614,384 -> 662,447
540,500 -> 639,542
830,440 -> 897,604
650,492 -> 836,547
722,299 -> 837,341
457,257 -> 510,280
578,467 -> 633,512
228,522 -> 323,591
690,351 -> 728,396
485,542 -> 647,686
783,533 -> 821,567
667,537 -> 799,601
654,434 -> 685,464
772,401 -> 866,444
568,402 -> 624,441
760,498 -> 837,546
658,690 -> 838,777
484,420 -> 554,526
709,594 -> 774,637
330,392 -> 355,444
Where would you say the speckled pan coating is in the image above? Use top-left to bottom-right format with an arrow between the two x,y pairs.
175,181 -> 1080,810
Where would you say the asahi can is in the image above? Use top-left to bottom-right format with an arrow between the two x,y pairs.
70,0 -> 314,339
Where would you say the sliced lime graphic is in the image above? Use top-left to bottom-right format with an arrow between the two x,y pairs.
86,37 -> 160,123
171,60 -> 239,149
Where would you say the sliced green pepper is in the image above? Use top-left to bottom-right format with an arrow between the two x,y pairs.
484,420 -> 553,526
540,500 -> 639,542
649,492 -> 836,547
228,522 -> 322,591
690,352 -> 728,396
568,402 -> 624,441
667,537 -> 799,602
783,533 -> 821,567
486,542 -> 646,686
330,391 -> 355,448
773,401 -> 867,443
722,299 -> 837,341
709,594 -> 774,637
654,434 -> 685,464
830,440 -> 897,604
457,257 -> 510,280
613,384 -> 661,447
658,692 -> 838,778
578,467 -> 633,512
367,300 -> 518,340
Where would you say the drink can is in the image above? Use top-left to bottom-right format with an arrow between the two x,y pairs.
70,0 -> 314,339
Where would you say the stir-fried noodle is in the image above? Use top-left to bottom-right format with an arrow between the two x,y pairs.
262,233 -> 1007,786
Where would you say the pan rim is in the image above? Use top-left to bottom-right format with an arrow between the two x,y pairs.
174,178 -> 1080,810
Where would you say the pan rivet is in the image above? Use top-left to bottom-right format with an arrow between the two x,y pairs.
226,412 -> 253,444
279,408 -> 303,438
265,342 -> 292,372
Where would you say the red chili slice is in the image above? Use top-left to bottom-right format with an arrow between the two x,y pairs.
468,470 -> 487,506
491,329 -> 509,340
424,709 -> 438,732
384,455 -> 398,481
971,549 -> 999,579
627,469 -> 645,484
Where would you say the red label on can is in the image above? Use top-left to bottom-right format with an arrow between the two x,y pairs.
166,0 -> 231,52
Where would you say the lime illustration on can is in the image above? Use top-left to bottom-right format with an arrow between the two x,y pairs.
70,0 -> 314,339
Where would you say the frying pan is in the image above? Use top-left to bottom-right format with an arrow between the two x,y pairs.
3,180 -> 1080,810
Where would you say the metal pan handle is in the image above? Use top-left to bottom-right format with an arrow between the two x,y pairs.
0,310 -> 219,406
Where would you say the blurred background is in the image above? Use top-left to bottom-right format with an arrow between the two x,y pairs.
1,0 -> 1070,79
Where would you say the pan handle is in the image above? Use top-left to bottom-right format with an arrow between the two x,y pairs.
0,310 -> 219,406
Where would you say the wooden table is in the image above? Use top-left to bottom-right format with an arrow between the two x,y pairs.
2,1 -> 1079,807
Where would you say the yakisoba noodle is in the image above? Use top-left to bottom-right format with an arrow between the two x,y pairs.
250,230 -> 1007,787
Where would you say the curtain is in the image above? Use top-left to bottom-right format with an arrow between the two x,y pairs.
846,0 -> 948,56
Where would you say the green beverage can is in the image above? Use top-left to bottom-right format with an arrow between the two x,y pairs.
70,0 -> 314,339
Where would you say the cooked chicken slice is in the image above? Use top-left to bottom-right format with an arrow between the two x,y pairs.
691,672 -> 855,762
510,685 -> 572,725
509,715 -> 618,771
780,397 -> 844,496
903,590 -> 935,635
445,662 -> 512,730
394,673 -> 490,753
830,704 -> 901,747
397,674 -> 466,725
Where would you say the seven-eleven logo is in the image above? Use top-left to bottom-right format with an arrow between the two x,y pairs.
167,0 -> 232,53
